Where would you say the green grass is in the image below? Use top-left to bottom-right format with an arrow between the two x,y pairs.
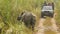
0,0 -> 60,34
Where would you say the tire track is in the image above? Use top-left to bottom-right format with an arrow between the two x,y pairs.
51,18 -> 60,34
35,18 -> 46,34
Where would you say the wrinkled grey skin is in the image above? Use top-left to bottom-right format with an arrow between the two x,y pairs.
17,11 -> 36,31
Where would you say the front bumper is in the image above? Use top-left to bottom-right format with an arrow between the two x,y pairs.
41,12 -> 54,16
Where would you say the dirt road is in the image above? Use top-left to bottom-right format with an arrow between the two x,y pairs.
51,18 -> 60,34
35,18 -> 46,34
35,14 -> 60,34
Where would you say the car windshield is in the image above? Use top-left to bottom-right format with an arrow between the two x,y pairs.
42,6 -> 53,10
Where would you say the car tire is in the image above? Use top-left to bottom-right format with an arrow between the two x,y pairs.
41,13 -> 44,18
50,14 -> 53,18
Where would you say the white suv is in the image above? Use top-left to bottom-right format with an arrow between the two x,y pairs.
41,3 -> 54,18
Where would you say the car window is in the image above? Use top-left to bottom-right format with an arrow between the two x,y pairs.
42,6 -> 53,10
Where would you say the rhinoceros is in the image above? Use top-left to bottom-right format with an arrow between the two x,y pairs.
17,11 -> 36,31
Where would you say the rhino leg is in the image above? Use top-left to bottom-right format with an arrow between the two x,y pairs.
30,16 -> 36,31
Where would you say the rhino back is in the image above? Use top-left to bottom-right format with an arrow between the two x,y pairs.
23,12 -> 32,23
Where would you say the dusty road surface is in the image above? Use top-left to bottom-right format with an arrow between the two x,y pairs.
35,18 -> 60,34
35,18 -> 46,34
51,18 -> 60,34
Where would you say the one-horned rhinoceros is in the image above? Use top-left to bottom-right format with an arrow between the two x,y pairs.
17,11 -> 36,31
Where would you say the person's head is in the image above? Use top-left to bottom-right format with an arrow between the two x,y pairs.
44,1 -> 46,4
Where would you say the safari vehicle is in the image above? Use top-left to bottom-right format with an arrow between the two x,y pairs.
41,2 -> 54,18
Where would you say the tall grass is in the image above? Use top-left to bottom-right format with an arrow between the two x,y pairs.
0,0 -> 60,34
